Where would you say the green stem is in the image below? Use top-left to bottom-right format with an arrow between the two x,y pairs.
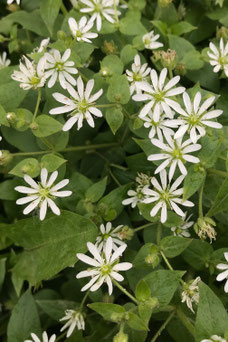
79,290 -> 90,311
32,88 -> 41,123
113,279 -> 138,304
96,103 -> 118,108
160,251 -> 174,271
207,168 -> 228,178
198,179 -> 205,219
109,163 -> 128,171
176,307 -> 195,336
168,67 -> 173,79
151,311 -> 175,342
60,1 -> 68,15
113,0 -> 119,25
134,222 -> 156,233
56,331 -> 67,342
109,169 -> 121,186
156,222 -> 162,245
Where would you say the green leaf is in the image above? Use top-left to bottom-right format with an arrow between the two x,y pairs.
1,126 -> 40,152
119,11 -> 147,36
9,158 -> 40,178
151,20 -> 168,36
88,303 -> 125,322
183,166 -> 206,200
135,280 -> 151,302
13,108 -> 33,132
37,300 -> 78,321
182,50 -> 204,70
197,133 -> 222,168
40,0 -> 62,35
41,153 -> 66,172
207,177 -> 228,216
2,211 -> 97,285
7,290 -> 41,342
33,115 -> 63,137
0,179 -> 21,200
100,55 -> 124,76
127,312 -> 149,331
161,236 -> 192,258
120,45 -> 138,65
170,21 -> 197,36
107,75 -> 130,105
85,177 -> 107,203
105,108 -> 124,134
144,270 -> 185,308
0,104 -> 10,126
195,282 -> 228,342
0,82 -> 27,112
168,34 -> 195,60
182,239 -> 213,270
0,258 -> 6,291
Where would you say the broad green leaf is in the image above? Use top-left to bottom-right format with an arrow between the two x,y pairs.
207,177 -> 228,216
9,158 -> 40,178
0,82 -> 27,112
88,303 -> 125,322
168,34 -> 195,60
0,179 -> 21,200
37,300 -> 79,321
128,0 -> 146,10
195,282 -> 228,342
71,42 -> 95,65
197,133 -> 222,168
13,108 -> 33,132
33,115 -> 63,137
135,280 -> 151,302
41,153 -> 66,172
152,20 -> 168,36
7,290 -> 41,342
182,50 -> 204,70
170,21 -> 196,36
85,177 -> 107,203
40,0 -> 61,35
127,312 -> 149,331
0,258 -> 6,291
2,126 -> 40,152
0,104 -> 10,126
119,11 -> 147,36
182,239 -> 213,270
143,270 -> 185,308
105,108 -> 124,134
133,243 -> 159,269
2,211 -> 97,285
183,166 -> 206,200
160,236 -> 192,258
107,75 -> 130,105
120,45 -> 138,65
100,55 -> 124,76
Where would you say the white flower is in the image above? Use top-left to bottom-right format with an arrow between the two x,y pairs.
201,336 -> 227,342
166,92 -> 223,143
95,222 -> 125,252
76,237 -> 132,295
208,38 -> 228,77
122,189 -> 146,208
216,252 -> 228,293
142,31 -> 163,50
37,38 -> 50,53
80,0 -> 120,31
171,212 -> 194,237
148,135 -> 201,180
24,331 -> 56,342
7,0 -> 20,4
143,170 -> 194,223
0,52 -> 11,69
68,16 -> 98,43
50,76 -> 103,131
11,56 -> 46,90
126,54 -> 151,95
60,310 -> 85,338
181,276 -> 201,313
133,68 -> 185,120
15,168 -> 72,221
44,49 -> 78,89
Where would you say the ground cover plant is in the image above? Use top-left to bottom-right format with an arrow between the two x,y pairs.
0,0 -> 228,341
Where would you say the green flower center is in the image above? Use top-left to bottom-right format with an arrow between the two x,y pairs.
100,264 -> 111,275
160,191 -> 170,202
38,187 -> 50,199
188,113 -> 200,126
172,148 -> 183,159
55,62 -> 64,71
137,192 -> 144,199
144,37 -> 150,45
94,3 -> 102,12
76,30 -> 83,38
154,92 -> 164,102
30,76 -> 40,86
133,73 -> 142,82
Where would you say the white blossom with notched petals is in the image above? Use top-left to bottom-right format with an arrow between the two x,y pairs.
80,0 -> 120,32
95,222 -> 125,252
68,16 -> 98,43
142,170 -> 194,223
208,38 -> 228,77
76,237 -> 132,295
50,76 -> 103,131
25,331 -> 56,342
7,0 -> 20,4
142,31 -> 163,50
166,92 -> 223,143
15,168 -> 72,221
126,54 -> 151,95
201,336 -> 227,342
11,56 -> 46,90
181,276 -> 201,313
0,52 -> 11,69
148,134 -> 201,180
60,310 -> 85,338
44,49 -> 78,89
216,252 -> 228,293
133,68 -> 185,120
171,212 -> 193,237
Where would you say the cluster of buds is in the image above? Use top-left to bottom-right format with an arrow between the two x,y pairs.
102,40 -> 118,55
194,217 -> 216,243
161,49 -> 178,69
118,225 -> 134,241
0,150 -> 13,166
136,172 -> 151,189
216,26 -> 228,40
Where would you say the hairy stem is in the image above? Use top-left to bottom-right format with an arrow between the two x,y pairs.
134,222 -> 157,233
176,307 -> 195,336
113,280 -> 138,304
32,88 -> 41,123
151,311 -> 175,342
198,179 -> 205,218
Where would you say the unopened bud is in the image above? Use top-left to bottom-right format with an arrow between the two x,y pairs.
151,50 -> 161,63
6,112 -> 17,123
174,63 -> 186,76
110,312 -> 125,323
194,217 -> 216,243
145,244 -> 161,268
161,49 -> 178,69
113,331 -> 128,342
57,30 -> 66,40
158,0 -> 173,7
119,226 -> 134,241
102,40 -> 118,55
100,67 -> 111,77
7,4 -> 19,12
30,122 -> 38,131
147,297 -> 159,309
0,150 -> 13,166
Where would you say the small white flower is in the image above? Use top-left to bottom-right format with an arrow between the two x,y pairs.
11,56 -> 46,90
216,252 -> 228,293
126,54 -> 151,95
133,68 -> 185,120
76,237 -> 132,295
60,310 -> 85,338
50,76 -> 103,131
208,38 -> 228,77
7,0 -> 20,4
148,134 -> 201,180
80,0 -> 121,31
68,16 -> 98,43
166,92 -> 223,143
122,189 -> 146,208
24,331 -> 56,342
44,49 -> 78,89
95,222 -> 125,252
37,38 -> 50,53
143,169 -> 194,223
0,52 -> 11,69
171,212 -> 194,237
142,31 -> 163,50
201,335 -> 227,342
15,168 -> 72,221
181,276 -> 201,313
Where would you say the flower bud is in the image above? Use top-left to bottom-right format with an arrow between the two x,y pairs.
161,49 -> 178,69
119,226 -> 134,241
174,63 -> 186,76
113,331 -> 128,342
110,312 -> 125,323
102,40 -> 118,55
145,244 -> 161,268
100,67 -> 111,77
7,4 -> 19,12
6,112 -> 17,124
57,30 -> 67,40
158,0 -> 173,7
147,297 -> 159,309
30,122 -> 39,131
0,150 -> 13,166
194,217 -> 216,243
151,51 -> 161,63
